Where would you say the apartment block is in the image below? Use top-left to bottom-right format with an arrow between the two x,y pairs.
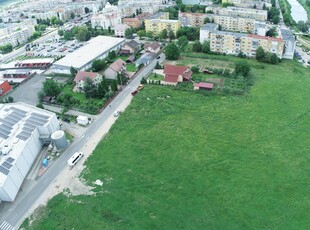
0,24 -> 35,47
179,12 -> 208,27
145,12 -> 180,36
205,14 -> 255,33
221,0 -> 272,9
206,6 -> 268,21
118,0 -> 167,18
201,23 -> 284,58
280,28 -> 296,59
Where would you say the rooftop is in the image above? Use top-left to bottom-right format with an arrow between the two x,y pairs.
247,34 -> 283,42
54,36 -> 125,69
0,103 -> 55,185
280,28 -> 295,42
201,23 -> 219,32
147,12 -> 168,20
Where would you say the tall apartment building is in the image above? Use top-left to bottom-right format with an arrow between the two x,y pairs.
118,0 -> 167,18
0,23 -> 35,47
205,14 -> 255,33
201,23 -> 284,58
145,12 -> 181,36
91,2 -> 121,29
280,28 -> 296,59
221,0 -> 272,9
178,12 -> 208,27
206,6 -> 268,21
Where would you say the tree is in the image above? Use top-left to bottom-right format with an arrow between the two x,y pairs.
75,26 -> 91,41
96,77 -> 109,98
58,29 -> 64,36
125,28 -> 133,39
270,53 -> 279,64
70,12 -> 75,19
137,30 -> 146,38
177,35 -> 188,49
165,43 -> 180,60
108,26 -> 111,34
191,66 -> 199,73
263,3 -> 267,10
111,79 -> 118,91
168,30 -> 175,40
37,91 -> 45,103
235,61 -> 250,77
160,29 -> 168,39
266,27 -> 276,37
202,41 -> 210,53
0,44 -> 13,54
204,17 -> 210,24
146,31 -> 153,39
255,46 -> 265,62
108,50 -> 116,60
92,59 -> 106,72
272,15 -> 280,24
64,30 -> 74,40
70,66 -> 77,79
83,77 -> 96,98
43,80 -> 61,97
85,7 -> 90,14
297,21 -> 310,32
192,40 -> 202,52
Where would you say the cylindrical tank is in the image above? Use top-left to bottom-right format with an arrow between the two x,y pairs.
51,130 -> 68,150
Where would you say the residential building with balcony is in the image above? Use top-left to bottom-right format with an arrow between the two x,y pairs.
279,28 -> 296,59
145,12 -> 180,36
178,12 -> 208,27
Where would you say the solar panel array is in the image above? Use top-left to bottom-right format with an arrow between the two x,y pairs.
0,107 -> 27,140
0,157 -> 14,176
16,112 -> 49,141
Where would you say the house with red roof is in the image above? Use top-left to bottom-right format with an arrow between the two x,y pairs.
74,71 -> 102,92
0,80 -> 11,96
162,64 -> 192,86
104,58 -> 127,80
193,82 -> 214,91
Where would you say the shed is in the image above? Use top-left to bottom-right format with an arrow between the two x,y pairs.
77,115 -> 89,126
193,82 -> 214,91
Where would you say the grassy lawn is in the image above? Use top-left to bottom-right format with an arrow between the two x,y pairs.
22,58 -> 310,229
148,73 -> 164,81
126,63 -> 136,72
60,84 -> 105,114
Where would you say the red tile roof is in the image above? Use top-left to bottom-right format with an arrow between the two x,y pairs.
109,58 -> 126,72
74,71 -> 98,83
194,82 -> 214,89
164,64 -> 188,75
0,80 -> 11,96
247,34 -> 283,42
164,74 -> 179,83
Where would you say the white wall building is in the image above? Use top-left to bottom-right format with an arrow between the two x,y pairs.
91,2 -> 121,29
52,36 -> 125,74
0,24 -> 35,47
199,23 -> 219,43
0,103 -> 59,202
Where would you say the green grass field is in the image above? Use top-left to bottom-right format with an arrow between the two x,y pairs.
126,63 -> 137,72
22,58 -> 310,229
148,73 -> 164,81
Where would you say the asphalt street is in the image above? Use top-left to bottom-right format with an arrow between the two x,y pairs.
0,53 -> 164,229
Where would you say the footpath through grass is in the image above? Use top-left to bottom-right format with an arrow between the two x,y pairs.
22,60 -> 310,229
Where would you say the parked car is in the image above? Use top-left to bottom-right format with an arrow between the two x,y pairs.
131,90 -> 138,96
137,84 -> 144,91
114,110 -> 121,117
63,118 -> 70,123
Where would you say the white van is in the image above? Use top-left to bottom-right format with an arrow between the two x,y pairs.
46,76 -> 53,80
67,152 -> 84,167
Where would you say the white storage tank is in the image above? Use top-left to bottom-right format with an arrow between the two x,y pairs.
51,130 -> 68,150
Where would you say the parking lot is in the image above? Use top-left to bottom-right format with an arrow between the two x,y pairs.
295,46 -> 310,67
26,38 -> 86,59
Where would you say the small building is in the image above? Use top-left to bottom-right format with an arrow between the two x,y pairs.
120,40 -> 141,55
123,17 -> 142,28
144,41 -> 161,53
193,82 -> 214,91
280,28 -> 296,60
104,58 -> 127,80
76,115 -> 89,126
73,71 -> 102,92
0,80 -> 11,96
14,58 -> 53,69
114,24 -> 129,37
126,55 -> 135,63
135,52 -> 156,67
162,64 -> 192,86
2,69 -> 32,79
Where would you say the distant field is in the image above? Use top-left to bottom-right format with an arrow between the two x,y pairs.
22,58 -> 310,229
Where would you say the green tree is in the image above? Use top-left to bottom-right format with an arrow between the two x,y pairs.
0,44 -> 13,54
272,15 -> 280,24
297,21 -> 309,32
85,7 -> 90,14
202,41 -> 210,53
204,17 -> 210,24
96,78 -> 108,98
137,30 -> 146,38
165,43 -> 180,60
191,66 -> 199,73
70,12 -> 75,19
70,66 -> 77,79
235,61 -> 251,77
255,46 -> 266,62
111,79 -> 118,91
168,30 -> 175,40
37,91 -> 45,103
108,50 -> 116,60
146,31 -> 153,39
83,77 -> 96,98
160,29 -> 168,39
192,40 -> 202,52
75,26 -> 91,41
43,80 -> 61,97
177,35 -> 188,49
270,53 -> 279,64
125,28 -> 133,38
266,27 -> 276,37
64,30 -> 74,40
58,29 -> 64,36
92,59 -> 106,72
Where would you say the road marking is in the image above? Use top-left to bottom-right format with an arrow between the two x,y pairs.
0,221 -> 15,230
79,134 -> 85,139
86,137 -> 90,141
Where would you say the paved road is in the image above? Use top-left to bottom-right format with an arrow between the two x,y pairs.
0,54 -> 164,229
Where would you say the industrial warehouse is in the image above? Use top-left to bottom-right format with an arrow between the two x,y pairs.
52,36 -> 126,74
0,103 -> 59,202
